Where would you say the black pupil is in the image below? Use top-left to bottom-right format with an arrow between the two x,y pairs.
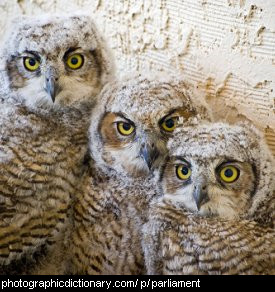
165,119 -> 174,128
122,123 -> 131,131
224,168 -> 233,177
181,167 -> 189,175
71,57 -> 79,65
29,58 -> 36,66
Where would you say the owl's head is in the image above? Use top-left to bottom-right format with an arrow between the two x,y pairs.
159,122 -> 275,219
89,74 -> 210,178
0,14 -> 114,108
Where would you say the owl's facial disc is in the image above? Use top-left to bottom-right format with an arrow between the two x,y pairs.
99,112 -> 167,177
115,119 -> 161,173
161,156 -> 256,219
10,45 -> 100,108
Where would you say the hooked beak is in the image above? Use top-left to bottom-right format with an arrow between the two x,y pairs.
139,134 -> 160,170
193,182 -> 210,211
45,68 -> 59,103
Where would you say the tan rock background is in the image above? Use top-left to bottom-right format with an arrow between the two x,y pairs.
0,0 -> 274,154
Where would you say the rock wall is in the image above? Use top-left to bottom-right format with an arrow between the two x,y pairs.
0,0 -> 274,154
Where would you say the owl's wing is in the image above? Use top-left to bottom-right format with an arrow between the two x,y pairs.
0,104 -> 89,272
146,201 -> 275,275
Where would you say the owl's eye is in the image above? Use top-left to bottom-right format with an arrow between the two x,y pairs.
176,165 -> 192,180
23,57 -> 40,71
161,117 -> 178,132
66,54 -> 84,70
220,166 -> 239,183
117,122 -> 135,136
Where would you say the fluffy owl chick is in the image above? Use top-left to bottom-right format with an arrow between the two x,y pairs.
0,14 -> 114,108
159,122 -> 274,222
0,103 -> 91,274
68,75 -> 211,275
143,122 -> 275,275
0,14 -> 113,274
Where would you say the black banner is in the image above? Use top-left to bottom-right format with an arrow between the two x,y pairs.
0,275 -> 271,290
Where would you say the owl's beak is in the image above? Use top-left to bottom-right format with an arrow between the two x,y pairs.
193,183 -> 209,210
139,135 -> 160,170
45,68 -> 59,103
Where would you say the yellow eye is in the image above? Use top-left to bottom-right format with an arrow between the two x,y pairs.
66,54 -> 84,70
161,117 -> 178,132
23,57 -> 40,71
117,122 -> 135,136
176,165 -> 192,180
220,166 -> 239,183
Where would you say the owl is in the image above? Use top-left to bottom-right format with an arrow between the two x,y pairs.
0,14 -> 114,108
143,122 -> 275,275
0,14 -> 115,274
64,75 -> 212,275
